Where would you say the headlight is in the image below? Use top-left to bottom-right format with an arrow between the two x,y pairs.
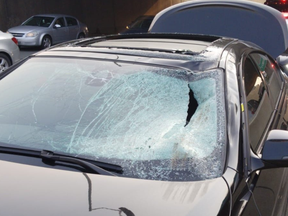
26,32 -> 39,37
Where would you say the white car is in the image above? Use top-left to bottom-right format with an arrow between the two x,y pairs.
0,31 -> 20,73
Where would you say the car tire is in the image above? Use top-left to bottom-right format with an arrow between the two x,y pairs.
41,35 -> 52,49
0,53 -> 11,73
78,33 -> 85,39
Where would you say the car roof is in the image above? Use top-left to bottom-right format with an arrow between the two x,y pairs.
42,34 -> 222,55
149,0 -> 288,58
36,34 -> 243,71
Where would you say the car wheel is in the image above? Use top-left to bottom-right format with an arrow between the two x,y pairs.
78,33 -> 85,39
0,53 -> 11,73
41,36 -> 52,49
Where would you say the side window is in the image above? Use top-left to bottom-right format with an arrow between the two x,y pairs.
250,53 -> 282,106
55,18 -> 65,27
66,17 -> 78,26
243,57 -> 273,151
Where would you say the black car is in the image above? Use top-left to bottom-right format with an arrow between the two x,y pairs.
2,1 -> 288,216
121,15 -> 154,34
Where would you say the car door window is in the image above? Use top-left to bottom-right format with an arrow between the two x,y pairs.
55,18 -> 65,28
243,56 -> 273,151
250,53 -> 282,106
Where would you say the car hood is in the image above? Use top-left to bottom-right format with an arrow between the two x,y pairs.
0,160 -> 229,216
8,25 -> 48,33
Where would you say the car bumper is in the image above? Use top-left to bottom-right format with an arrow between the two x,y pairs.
10,46 -> 20,64
16,37 -> 41,46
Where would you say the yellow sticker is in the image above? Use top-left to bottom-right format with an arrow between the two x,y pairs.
241,103 -> 244,112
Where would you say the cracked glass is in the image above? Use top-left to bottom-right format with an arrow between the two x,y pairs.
0,57 -> 226,181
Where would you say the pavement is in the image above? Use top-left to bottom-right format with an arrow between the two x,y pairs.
19,47 -> 41,60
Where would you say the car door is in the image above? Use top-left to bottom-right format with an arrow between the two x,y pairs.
241,52 -> 288,215
65,17 -> 79,40
52,17 -> 69,43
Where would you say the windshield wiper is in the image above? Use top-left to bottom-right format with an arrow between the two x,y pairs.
41,150 -> 121,176
0,145 -> 123,176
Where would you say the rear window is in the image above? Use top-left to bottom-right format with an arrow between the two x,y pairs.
0,57 -> 226,181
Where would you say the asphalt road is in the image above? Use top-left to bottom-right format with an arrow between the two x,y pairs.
19,47 -> 41,60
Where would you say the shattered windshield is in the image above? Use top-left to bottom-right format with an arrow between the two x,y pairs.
0,57 -> 226,181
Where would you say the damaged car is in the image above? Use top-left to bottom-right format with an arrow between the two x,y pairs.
0,33 -> 287,216
2,0 -> 288,216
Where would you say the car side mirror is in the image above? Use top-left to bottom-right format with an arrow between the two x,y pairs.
276,52 -> 288,77
54,24 -> 61,28
261,130 -> 288,168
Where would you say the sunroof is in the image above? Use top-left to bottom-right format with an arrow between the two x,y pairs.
89,38 -> 211,53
